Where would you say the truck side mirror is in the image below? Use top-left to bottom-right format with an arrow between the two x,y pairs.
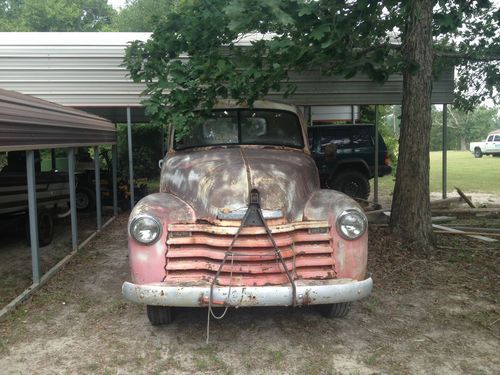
325,143 -> 337,161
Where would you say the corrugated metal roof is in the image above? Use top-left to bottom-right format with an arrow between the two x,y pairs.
0,32 -> 454,121
0,88 -> 116,152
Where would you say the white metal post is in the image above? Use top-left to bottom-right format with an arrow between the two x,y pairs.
127,107 -> 135,209
442,104 -> 448,199
94,146 -> 102,230
67,148 -> 78,250
26,150 -> 40,284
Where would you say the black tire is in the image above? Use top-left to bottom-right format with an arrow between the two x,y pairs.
474,148 -> 483,158
146,305 -> 174,325
76,188 -> 95,211
26,210 -> 54,247
331,171 -> 370,200
316,302 -> 351,318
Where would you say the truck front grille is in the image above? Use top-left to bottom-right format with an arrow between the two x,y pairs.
164,221 -> 335,286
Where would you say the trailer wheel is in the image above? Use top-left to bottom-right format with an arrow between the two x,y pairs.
76,188 -> 95,211
146,305 -> 174,325
474,148 -> 483,158
316,302 -> 351,318
26,210 -> 54,247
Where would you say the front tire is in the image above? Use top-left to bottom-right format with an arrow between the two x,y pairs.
331,171 -> 370,200
316,302 -> 351,318
474,148 -> 483,158
147,305 -> 174,325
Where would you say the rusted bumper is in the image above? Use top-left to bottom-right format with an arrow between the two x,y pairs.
121,278 -> 373,307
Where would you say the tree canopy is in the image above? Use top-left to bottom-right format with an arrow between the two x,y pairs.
112,0 -> 177,32
124,0 -> 498,130
0,0 -> 115,31
124,0 -> 499,249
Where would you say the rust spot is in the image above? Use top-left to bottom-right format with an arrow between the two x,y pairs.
302,291 -> 312,305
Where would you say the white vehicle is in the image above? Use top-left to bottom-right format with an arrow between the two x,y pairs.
470,130 -> 500,158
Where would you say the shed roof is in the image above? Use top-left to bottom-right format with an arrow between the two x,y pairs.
0,88 -> 115,152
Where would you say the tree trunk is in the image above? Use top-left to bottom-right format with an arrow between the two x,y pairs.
390,0 -> 434,249
460,137 -> 467,151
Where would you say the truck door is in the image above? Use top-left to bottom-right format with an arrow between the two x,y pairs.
492,135 -> 500,154
485,135 -> 494,152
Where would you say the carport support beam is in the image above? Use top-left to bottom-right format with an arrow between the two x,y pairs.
442,104 -> 448,199
374,105 -> 379,204
68,148 -> 78,250
112,144 -> 118,216
26,150 -> 41,284
127,107 -> 135,209
94,146 -> 102,230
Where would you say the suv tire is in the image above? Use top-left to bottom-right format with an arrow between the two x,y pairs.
474,148 -> 483,158
331,171 -> 370,200
147,305 -> 174,325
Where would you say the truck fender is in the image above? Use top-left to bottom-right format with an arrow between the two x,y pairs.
128,193 -> 196,284
303,190 -> 368,280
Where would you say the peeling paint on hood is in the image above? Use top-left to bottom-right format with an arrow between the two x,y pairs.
160,146 -> 319,222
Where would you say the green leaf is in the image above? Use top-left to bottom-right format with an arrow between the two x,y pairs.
310,24 -> 331,41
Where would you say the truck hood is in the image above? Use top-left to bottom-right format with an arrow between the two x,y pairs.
160,147 -> 319,222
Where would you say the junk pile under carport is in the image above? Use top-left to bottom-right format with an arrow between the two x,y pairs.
0,88 -> 117,318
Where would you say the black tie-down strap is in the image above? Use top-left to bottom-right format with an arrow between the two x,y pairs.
206,189 -> 297,342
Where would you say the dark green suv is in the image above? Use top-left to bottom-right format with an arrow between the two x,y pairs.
309,124 -> 392,200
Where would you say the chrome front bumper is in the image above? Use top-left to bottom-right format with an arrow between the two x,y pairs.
122,277 -> 373,307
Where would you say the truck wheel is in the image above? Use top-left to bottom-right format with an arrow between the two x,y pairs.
316,302 -> 351,318
76,188 -> 95,211
147,305 -> 174,325
331,171 -> 370,200
474,148 -> 483,158
26,210 -> 54,247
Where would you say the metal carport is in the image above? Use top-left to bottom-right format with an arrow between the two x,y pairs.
0,32 -> 454,207
0,88 -> 117,318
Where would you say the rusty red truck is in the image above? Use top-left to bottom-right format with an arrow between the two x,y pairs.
122,100 -> 372,325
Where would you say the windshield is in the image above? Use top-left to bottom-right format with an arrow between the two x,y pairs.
174,109 -> 304,150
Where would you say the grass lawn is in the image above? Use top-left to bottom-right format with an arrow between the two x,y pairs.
377,151 -> 500,196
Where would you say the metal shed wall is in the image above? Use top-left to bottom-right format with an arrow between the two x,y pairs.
0,88 -> 116,152
0,32 -> 454,114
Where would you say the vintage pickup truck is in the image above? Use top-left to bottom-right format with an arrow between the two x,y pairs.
122,101 -> 372,325
470,130 -> 500,158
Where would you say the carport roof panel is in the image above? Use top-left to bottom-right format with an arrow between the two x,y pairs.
0,88 -> 116,152
0,32 -> 454,113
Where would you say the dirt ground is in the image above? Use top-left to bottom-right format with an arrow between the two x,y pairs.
0,213 -> 499,375
0,210 -> 113,307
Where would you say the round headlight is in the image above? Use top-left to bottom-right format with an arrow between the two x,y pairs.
130,215 -> 162,244
336,210 -> 367,240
